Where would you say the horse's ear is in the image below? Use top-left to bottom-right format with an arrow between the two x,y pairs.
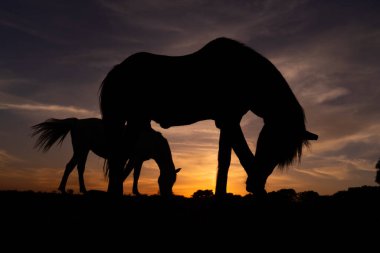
305,130 -> 318,140
175,168 -> 182,173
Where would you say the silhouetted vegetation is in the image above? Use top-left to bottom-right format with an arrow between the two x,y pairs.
1,186 -> 378,249
192,189 -> 214,198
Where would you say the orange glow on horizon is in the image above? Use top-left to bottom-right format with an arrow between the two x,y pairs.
1,119 -> 377,197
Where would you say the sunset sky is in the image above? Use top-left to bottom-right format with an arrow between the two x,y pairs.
0,0 -> 379,197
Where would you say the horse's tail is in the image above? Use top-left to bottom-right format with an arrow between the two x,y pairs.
31,118 -> 78,152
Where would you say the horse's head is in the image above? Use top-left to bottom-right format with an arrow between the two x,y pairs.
246,128 -> 318,197
158,168 -> 181,196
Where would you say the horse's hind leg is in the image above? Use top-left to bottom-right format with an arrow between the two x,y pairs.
77,151 -> 89,193
58,155 -> 78,193
122,158 -> 142,195
122,159 -> 134,181
215,129 -> 232,197
132,160 -> 143,195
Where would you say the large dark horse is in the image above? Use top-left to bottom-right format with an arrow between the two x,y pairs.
99,37 -> 318,196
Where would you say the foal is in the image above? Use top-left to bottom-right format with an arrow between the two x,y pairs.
31,118 -> 179,195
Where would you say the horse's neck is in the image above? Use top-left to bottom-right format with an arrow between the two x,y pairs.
129,129 -> 158,157
137,130 -> 174,170
153,137 -> 175,172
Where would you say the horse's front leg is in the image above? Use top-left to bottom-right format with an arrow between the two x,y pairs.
215,128 -> 232,197
122,159 -> 134,181
246,125 -> 278,196
227,125 -> 259,194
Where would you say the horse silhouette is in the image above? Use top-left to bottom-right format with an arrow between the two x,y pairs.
99,37 -> 318,196
31,118 -> 180,195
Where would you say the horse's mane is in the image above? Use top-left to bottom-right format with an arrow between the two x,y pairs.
275,105 -> 309,169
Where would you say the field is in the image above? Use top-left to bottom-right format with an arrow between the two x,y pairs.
1,186 -> 379,250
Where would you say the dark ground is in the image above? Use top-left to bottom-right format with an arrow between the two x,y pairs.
1,186 -> 379,250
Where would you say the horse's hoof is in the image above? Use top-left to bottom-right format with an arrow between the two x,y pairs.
246,184 -> 267,198
133,187 -> 141,195
245,181 -> 255,194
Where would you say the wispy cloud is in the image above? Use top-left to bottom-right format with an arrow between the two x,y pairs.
0,11 -> 70,45
0,102 -> 99,117
0,149 -> 21,166
303,86 -> 350,104
295,167 -> 350,181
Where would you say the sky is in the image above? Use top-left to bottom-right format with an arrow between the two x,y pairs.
0,0 -> 379,197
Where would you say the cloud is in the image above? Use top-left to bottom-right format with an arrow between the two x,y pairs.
0,13 -> 67,44
0,149 -> 21,166
295,167 -> 350,181
303,86 -> 350,104
0,102 -> 99,117
0,85 -> 99,119
96,0 -> 312,56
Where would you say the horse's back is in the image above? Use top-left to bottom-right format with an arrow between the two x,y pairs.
101,37 -> 302,126
71,118 -> 109,157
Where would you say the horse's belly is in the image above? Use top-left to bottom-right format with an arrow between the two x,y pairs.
153,110 -> 212,128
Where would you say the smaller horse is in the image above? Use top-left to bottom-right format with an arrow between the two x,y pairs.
31,118 -> 180,195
